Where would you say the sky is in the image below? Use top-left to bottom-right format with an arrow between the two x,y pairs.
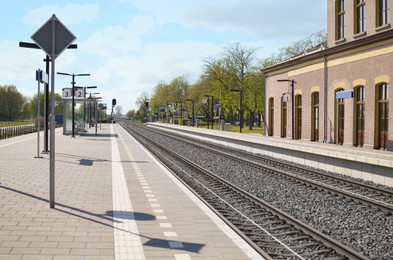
0,0 -> 327,112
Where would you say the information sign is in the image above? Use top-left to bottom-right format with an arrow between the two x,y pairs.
62,87 -> 85,99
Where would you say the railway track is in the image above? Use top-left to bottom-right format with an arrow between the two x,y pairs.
122,123 -> 369,259
145,124 -> 393,214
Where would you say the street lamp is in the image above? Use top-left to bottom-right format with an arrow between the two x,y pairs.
19,41 -> 77,152
277,79 -> 296,139
230,89 -> 243,133
204,95 -> 213,129
186,99 -> 195,127
57,72 -> 90,137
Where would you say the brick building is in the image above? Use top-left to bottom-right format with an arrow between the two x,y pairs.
262,0 -> 393,151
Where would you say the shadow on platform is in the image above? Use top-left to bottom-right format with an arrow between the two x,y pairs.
0,184 -> 205,253
80,133 -> 118,138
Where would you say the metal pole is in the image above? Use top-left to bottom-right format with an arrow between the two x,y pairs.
49,16 -> 57,209
206,98 -> 210,129
240,90 -> 243,133
44,56 -> 49,153
192,100 -> 195,127
211,96 -> 214,129
95,100 -> 98,134
49,34 -> 55,209
71,74 -> 75,138
180,102 -> 183,125
35,71 -> 42,159
291,79 -> 295,140
83,87 -> 86,130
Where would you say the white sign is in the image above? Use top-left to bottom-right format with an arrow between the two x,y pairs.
62,87 -> 85,99
74,87 -> 84,99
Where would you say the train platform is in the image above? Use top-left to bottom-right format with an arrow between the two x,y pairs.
147,122 -> 393,188
0,124 -> 264,260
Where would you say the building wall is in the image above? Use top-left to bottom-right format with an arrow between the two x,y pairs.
265,62 -> 326,142
264,40 -> 393,150
327,0 -> 393,48
326,44 -> 393,149
264,0 -> 393,151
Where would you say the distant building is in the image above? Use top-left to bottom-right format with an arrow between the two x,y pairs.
262,0 -> 392,151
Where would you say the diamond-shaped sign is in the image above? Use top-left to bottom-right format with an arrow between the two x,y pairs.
31,14 -> 76,60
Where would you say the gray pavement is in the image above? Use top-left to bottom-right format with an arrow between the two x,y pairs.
0,124 -> 263,260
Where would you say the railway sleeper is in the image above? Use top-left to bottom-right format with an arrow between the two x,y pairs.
269,224 -> 293,231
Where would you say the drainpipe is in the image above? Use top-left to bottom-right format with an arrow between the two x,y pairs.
263,74 -> 267,136
323,55 -> 328,143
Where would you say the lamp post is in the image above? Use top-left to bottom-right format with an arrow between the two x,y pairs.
57,72 -> 90,137
277,79 -> 296,139
230,89 -> 243,133
204,95 -> 213,129
19,42 -> 77,152
179,102 -> 183,125
186,99 -> 195,127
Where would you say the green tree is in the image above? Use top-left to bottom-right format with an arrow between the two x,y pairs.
0,85 -> 26,121
126,109 -> 136,120
27,92 -> 63,118
149,76 -> 190,122
201,42 -> 263,129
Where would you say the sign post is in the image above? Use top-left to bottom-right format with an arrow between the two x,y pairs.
34,69 -> 47,159
31,14 -> 76,208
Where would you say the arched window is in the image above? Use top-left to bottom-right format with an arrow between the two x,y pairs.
268,97 -> 274,136
311,92 -> 319,142
295,94 -> 302,139
375,83 -> 389,150
354,86 -> 365,147
281,96 -> 287,138
335,89 -> 345,145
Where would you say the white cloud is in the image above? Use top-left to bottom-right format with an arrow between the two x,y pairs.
119,0 -> 326,38
79,14 -> 156,58
23,4 -> 100,26
79,24 -> 144,57
0,40 -> 43,83
182,0 -> 326,37
91,67 -> 113,84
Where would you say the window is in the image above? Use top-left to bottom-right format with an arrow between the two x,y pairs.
335,89 -> 345,145
355,0 -> 366,34
311,92 -> 319,142
336,0 -> 346,40
268,97 -> 274,136
377,0 -> 390,27
281,97 -> 287,138
295,95 -> 302,140
375,83 -> 389,150
354,86 -> 365,147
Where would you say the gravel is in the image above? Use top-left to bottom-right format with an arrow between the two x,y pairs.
138,125 -> 393,259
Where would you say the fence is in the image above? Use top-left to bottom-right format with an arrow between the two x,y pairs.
0,124 -> 36,140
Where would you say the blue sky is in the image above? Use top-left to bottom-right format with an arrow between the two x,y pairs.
0,0 -> 326,112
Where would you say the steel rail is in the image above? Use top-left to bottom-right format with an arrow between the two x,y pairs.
145,124 -> 393,214
123,123 -> 368,260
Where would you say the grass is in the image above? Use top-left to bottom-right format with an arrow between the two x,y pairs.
0,121 -> 34,127
195,123 -> 264,134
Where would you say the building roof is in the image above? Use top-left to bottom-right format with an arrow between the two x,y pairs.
261,28 -> 393,74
